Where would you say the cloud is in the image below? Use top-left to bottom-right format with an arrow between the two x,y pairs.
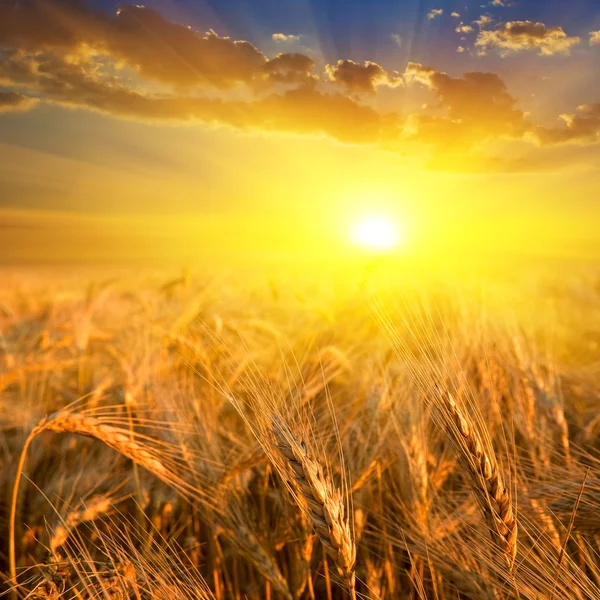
491,0 -> 507,6
476,21 -> 581,56
0,0 -> 598,174
451,11 -> 461,18
108,9 -> 268,88
0,48 -> 397,144
261,53 -> 317,87
456,24 -> 474,34
403,63 -> 529,148
326,60 -> 401,94
0,0 -> 268,89
457,46 -> 466,53
403,62 -> 437,87
390,33 -> 403,48
0,90 -> 38,112
427,9 -> 443,20
259,87 -> 400,143
0,0 -> 103,52
474,15 -> 493,28
0,1 -> 402,145
272,33 -> 300,43
590,31 -> 600,46
536,104 -> 600,145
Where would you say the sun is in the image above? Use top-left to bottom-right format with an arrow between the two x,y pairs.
352,214 -> 402,251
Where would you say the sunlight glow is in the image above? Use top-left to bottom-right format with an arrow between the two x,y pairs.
352,214 -> 402,251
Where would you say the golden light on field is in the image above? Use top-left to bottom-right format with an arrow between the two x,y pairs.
352,214 -> 402,252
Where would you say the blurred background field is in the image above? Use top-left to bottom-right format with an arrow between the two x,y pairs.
1,258 -> 600,598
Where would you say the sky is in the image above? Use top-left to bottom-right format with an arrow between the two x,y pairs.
1,0 -> 600,264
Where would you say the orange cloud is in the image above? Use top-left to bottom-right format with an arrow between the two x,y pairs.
108,8 -> 267,88
261,53 -> 317,87
0,51 -> 395,143
0,0 -> 104,52
403,62 -> 437,87
1,0 -> 599,174
590,31 -> 600,46
476,21 -> 580,56
427,9 -> 443,20
0,0 -> 268,89
0,90 -> 38,112
536,104 -> 600,145
474,15 -> 493,28
326,60 -> 401,94
404,63 -> 529,148
456,24 -> 474,34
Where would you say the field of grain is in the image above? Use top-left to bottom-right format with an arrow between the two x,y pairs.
1,264 -> 600,599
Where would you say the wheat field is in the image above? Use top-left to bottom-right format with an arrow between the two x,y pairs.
1,264 -> 600,599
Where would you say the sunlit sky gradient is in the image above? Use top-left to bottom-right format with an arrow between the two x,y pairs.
1,0 -> 600,264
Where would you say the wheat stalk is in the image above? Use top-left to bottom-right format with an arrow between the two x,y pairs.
291,529 -> 315,599
9,411 -> 170,593
271,418 -> 357,599
442,393 -> 518,572
222,522 -> 293,600
50,495 -> 113,552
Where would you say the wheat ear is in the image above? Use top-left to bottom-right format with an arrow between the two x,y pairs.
10,411 -> 169,593
443,393 -> 518,572
271,419 -> 356,599
50,495 -> 113,552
